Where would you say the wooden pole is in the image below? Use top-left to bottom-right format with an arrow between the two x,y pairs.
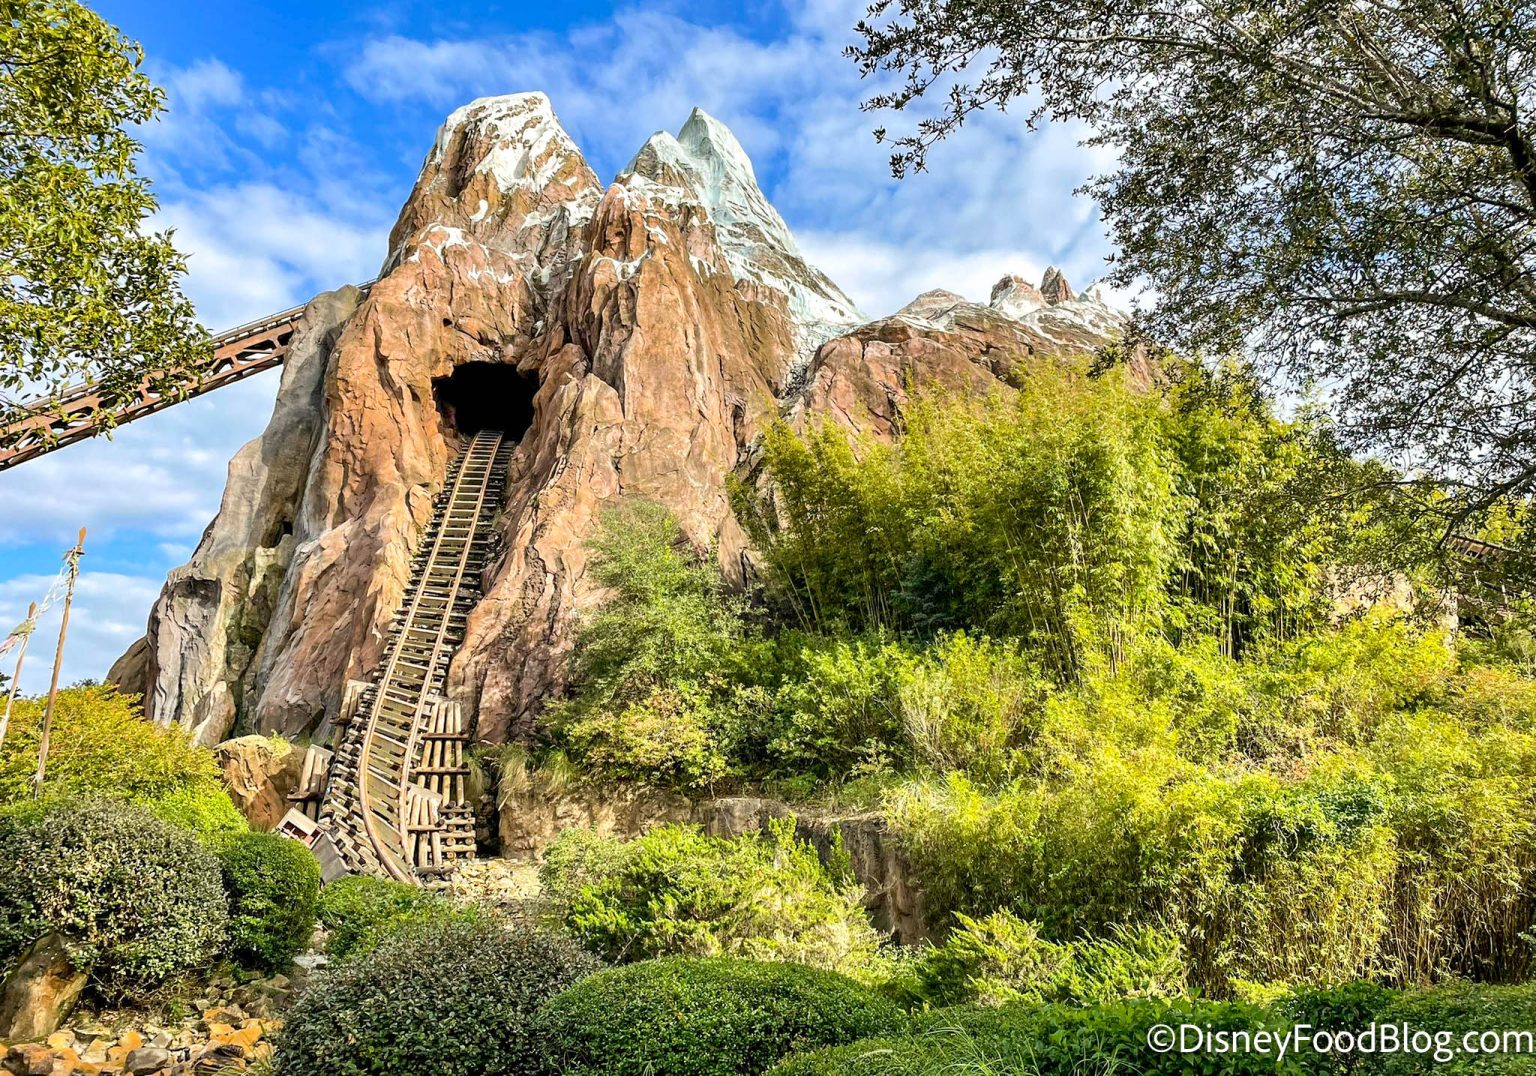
33,529 -> 85,799
0,602 -> 36,751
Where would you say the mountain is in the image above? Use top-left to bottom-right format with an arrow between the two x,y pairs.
110,92 -> 1127,746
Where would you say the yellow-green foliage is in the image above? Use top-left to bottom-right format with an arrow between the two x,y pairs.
748,369 -> 1182,679
558,359 -> 1536,1003
0,685 -> 245,840
887,619 -> 1536,993
912,909 -> 1186,1008
540,821 -> 883,979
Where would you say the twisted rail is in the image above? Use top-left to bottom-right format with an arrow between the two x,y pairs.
318,430 -> 509,881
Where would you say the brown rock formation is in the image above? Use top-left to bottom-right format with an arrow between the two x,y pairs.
214,736 -> 303,831
109,290 -> 361,745
0,934 -> 85,1042
1040,265 -> 1074,303
115,93 -> 1125,747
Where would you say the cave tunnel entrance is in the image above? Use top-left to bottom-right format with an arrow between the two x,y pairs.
433,361 -> 539,439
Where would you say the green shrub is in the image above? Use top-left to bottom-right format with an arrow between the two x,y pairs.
914,911 -> 1068,1008
769,636 -> 916,778
540,821 -> 881,976
1285,981 -> 1536,1075
316,874 -> 459,961
1370,982 -> 1536,1074
1368,703 -> 1536,983
913,910 -> 1186,1008
763,1037 -> 916,1076
533,957 -> 905,1076
0,685 -> 224,805
768,999 -> 1313,1076
0,798 -> 227,992
750,377 -> 1183,681
772,980 -> 1536,1076
889,755 -> 1401,995
897,633 -> 1047,782
217,831 -> 321,970
275,917 -> 599,1076
0,684 -> 249,847
545,500 -> 767,791
555,683 -> 740,790
144,783 -> 248,843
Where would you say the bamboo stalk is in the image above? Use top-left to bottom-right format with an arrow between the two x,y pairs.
0,602 -> 37,751
33,529 -> 85,799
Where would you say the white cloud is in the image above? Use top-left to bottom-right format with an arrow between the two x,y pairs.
343,13 -> 823,175
139,59 -> 270,178
799,234 -> 1053,320
0,572 -> 162,693
154,183 -> 388,327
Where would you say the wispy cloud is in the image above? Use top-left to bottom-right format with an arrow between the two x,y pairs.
0,572 -> 163,694
0,374 -> 281,546
155,184 -> 387,328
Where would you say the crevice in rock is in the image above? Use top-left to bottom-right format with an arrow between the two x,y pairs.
261,519 -> 294,548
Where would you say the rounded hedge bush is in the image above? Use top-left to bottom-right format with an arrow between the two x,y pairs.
217,831 -> 321,970
274,916 -> 600,1076
768,999 -> 1327,1076
0,798 -> 227,993
533,957 -> 906,1076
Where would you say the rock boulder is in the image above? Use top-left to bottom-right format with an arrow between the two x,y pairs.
214,735 -> 304,830
0,935 -> 85,1043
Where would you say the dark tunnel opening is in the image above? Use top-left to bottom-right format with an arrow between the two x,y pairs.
432,362 -> 539,439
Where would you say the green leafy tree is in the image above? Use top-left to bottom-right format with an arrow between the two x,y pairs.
750,370 -> 1182,681
849,0 -> 1536,540
546,501 -> 767,790
1,0 -> 204,426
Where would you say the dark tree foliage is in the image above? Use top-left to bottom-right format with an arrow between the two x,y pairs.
849,0 -> 1536,545
0,0 -> 205,429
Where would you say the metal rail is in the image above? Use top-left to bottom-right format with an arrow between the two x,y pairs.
0,282 -> 373,473
317,429 -> 510,881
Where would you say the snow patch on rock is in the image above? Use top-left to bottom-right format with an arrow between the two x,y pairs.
624,108 -> 863,371
990,269 -> 1128,342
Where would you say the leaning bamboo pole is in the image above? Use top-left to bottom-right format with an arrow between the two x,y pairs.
33,529 -> 85,798
0,602 -> 36,751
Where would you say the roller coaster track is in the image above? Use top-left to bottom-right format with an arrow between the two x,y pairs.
0,282 -> 373,474
317,429 -> 512,881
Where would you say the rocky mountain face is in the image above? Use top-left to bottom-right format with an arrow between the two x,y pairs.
110,92 -> 1126,747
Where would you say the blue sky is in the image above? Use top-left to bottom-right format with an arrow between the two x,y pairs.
0,0 -> 1115,692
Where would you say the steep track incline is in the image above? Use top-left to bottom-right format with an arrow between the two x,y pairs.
317,429 -> 510,881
